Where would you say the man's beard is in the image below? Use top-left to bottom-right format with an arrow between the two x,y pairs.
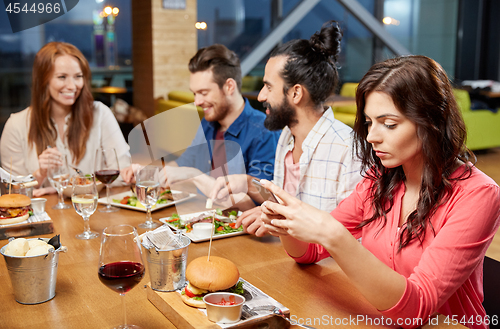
263,96 -> 298,131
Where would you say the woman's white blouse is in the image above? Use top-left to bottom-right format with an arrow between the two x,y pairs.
0,101 -> 130,186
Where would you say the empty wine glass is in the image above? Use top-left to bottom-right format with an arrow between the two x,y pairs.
71,174 -> 99,239
135,165 -> 161,229
95,147 -> 120,213
98,224 -> 145,329
47,154 -> 71,210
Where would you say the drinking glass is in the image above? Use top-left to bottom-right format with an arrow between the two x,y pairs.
71,174 -> 99,239
98,224 -> 145,329
95,147 -> 120,213
47,154 -> 71,210
135,165 -> 161,229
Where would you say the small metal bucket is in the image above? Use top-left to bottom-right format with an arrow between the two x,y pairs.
0,183 -> 34,198
144,234 -> 190,292
0,239 -> 67,304
0,169 -> 37,198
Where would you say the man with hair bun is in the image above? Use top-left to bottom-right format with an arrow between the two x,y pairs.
210,21 -> 362,236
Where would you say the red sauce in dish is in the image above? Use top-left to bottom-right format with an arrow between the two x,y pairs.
216,295 -> 237,305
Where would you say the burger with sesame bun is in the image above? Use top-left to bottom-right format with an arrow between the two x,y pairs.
181,256 -> 240,308
0,194 -> 32,225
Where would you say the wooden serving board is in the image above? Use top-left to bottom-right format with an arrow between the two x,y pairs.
147,283 -> 220,329
146,283 -> 291,329
0,220 -> 54,240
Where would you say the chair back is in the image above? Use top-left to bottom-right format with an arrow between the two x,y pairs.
483,256 -> 500,318
339,82 -> 358,98
453,88 -> 472,113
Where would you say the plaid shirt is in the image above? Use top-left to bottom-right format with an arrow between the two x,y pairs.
273,109 -> 362,211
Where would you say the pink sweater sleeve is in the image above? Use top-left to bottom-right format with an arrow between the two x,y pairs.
289,179 -> 370,264
288,243 -> 331,264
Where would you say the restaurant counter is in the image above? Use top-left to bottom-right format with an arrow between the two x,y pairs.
0,190 -> 465,329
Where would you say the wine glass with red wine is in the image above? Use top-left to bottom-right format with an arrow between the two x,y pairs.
94,147 -> 120,212
98,224 -> 145,329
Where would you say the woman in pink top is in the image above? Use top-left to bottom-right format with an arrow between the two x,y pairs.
260,55 -> 500,328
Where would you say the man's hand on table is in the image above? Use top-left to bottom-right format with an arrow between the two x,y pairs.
236,206 -> 269,237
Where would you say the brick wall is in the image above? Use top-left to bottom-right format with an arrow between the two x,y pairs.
132,0 -> 197,117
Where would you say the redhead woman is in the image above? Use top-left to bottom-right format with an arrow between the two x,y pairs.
0,42 -> 130,196
260,55 -> 500,328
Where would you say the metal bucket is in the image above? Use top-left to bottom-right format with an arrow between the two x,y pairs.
145,234 -> 190,292
0,183 -> 34,198
0,239 -> 67,304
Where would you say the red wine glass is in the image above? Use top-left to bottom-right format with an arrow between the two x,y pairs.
98,224 -> 145,329
94,147 -> 120,212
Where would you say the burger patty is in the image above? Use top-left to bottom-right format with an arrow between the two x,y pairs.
0,206 -> 31,218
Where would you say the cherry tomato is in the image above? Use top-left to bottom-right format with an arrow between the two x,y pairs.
120,196 -> 131,204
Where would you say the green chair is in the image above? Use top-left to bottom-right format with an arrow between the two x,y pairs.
155,91 -> 204,121
331,82 -> 358,127
453,88 -> 500,150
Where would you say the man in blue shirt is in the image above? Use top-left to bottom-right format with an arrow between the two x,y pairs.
170,45 -> 279,198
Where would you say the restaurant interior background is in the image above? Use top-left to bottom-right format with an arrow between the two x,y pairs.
0,0 -> 499,138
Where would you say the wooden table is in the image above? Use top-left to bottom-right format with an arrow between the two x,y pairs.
0,189 -> 465,329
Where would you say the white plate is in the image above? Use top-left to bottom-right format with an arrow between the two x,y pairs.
98,190 -> 196,212
159,211 -> 246,242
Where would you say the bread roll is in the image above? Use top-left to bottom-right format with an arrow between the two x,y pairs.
180,292 -> 206,308
28,239 -> 49,249
25,244 -> 54,257
3,238 -> 30,256
186,256 -> 239,292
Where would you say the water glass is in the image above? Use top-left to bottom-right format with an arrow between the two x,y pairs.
71,174 -> 99,239
48,154 -> 71,210
135,166 -> 161,229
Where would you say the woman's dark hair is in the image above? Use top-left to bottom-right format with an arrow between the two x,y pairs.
269,20 -> 342,109
353,55 -> 475,250
29,41 -> 94,164
188,44 -> 242,92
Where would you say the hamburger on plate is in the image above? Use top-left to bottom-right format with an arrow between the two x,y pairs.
181,256 -> 240,308
0,194 -> 32,225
